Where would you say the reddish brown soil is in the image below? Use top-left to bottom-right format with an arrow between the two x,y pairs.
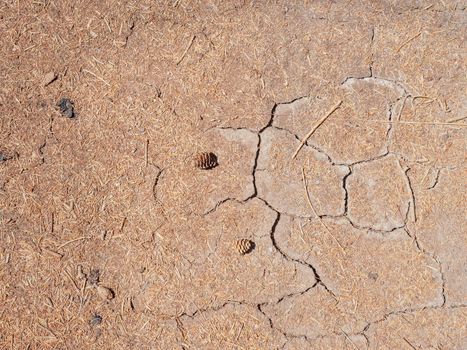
1,1 -> 466,349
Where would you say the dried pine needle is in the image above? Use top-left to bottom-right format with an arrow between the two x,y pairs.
292,100 -> 343,160
301,167 -> 346,255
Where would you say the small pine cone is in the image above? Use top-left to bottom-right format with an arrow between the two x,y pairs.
235,239 -> 254,255
194,152 -> 218,170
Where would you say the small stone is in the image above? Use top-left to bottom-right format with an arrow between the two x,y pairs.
0,150 -> 15,163
90,313 -> 102,326
96,285 -> 115,300
43,71 -> 57,86
57,98 -> 75,118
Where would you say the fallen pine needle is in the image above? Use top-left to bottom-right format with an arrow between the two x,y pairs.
57,236 -> 89,250
64,269 -> 80,291
447,116 -> 467,123
176,35 -> 196,65
292,100 -> 342,159
366,119 -> 467,127
145,139 -> 149,166
194,113 -> 464,128
341,329 -> 360,350
402,337 -> 417,350
396,31 -> 422,53
37,321 -> 58,338
43,248 -> 63,258
302,167 -> 346,255
82,69 -> 110,86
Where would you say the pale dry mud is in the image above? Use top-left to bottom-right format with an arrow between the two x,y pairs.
1,1 -> 466,349
256,127 -> 349,217
346,155 -> 411,232
156,127 -> 258,216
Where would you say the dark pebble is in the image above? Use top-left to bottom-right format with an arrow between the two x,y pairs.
90,314 -> 102,326
0,151 -> 16,162
57,98 -> 75,118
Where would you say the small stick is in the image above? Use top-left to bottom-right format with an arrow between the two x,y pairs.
447,116 -> 467,123
145,139 -> 149,166
292,100 -> 342,159
301,168 -> 346,255
81,278 -> 87,294
396,31 -> 422,53
103,17 -> 112,33
411,95 -> 433,101
82,69 -> 110,86
121,297 -> 126,316
64,269 -> 80,291
24,44 -> 37,51
189,112 -> 464,128
37,321 -> 57,338
120,217 -> 127,232
341,329 -> 360,350
402,337 -> 417,350
235,323 -> 244,341
176,35 -> 196,65
45,296 -> 54,308
419,166 -> 433,188
367,119 -> 467,127
43,248 -> 63,258
57,236 -> 89,250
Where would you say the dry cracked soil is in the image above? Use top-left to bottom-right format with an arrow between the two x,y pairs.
0,1 -> 466,349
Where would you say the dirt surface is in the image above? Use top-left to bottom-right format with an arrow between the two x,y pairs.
1,1 -> 466,349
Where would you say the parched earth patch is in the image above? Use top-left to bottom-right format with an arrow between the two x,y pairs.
1,1 -> 465,349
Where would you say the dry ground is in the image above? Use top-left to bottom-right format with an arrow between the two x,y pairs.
1,1 -> 466,349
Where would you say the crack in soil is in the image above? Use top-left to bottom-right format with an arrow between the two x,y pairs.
404,227 -> 447,307
427,168 -> 441,189
369,27 -> 375,76
361,303 -> 467,336
154,81 -> 451,344
257,302 -> 314,345
247,130 -> 261,200
250,89 -> 451,341
397,160 -> 417,223
151,167 -> 164,203
264,208 -> 336,297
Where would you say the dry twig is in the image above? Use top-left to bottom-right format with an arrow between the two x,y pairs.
302,167 -> 346,255
82,69 -> 110,86
341,329 -> 360,350
396,30 -> 422,53
367,119 -> 466,127
57,236 -> 89,250
145,139 -> 149,166
292,100 -> 342,159
176,35 -> 196,65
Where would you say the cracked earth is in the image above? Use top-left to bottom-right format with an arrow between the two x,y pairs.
1,1 -> 466,349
